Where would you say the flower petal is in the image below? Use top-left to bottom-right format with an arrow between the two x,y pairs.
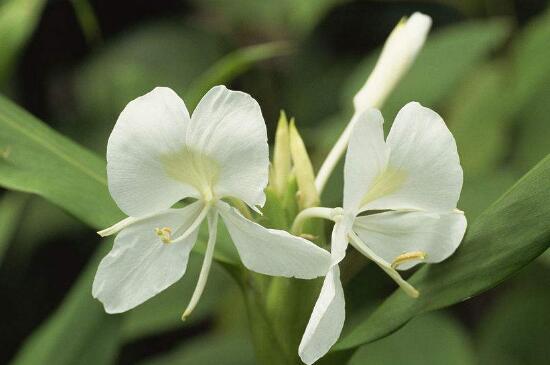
331,215 -> 353,266
299,266 -> 345,365
353,210 -> 467,270
361,102 -> 463,212
188,85 -> 269,209
92,202 -> 204,313
107,87 -> 198,217
217,202 -> 331,279
343,108 -> 389,213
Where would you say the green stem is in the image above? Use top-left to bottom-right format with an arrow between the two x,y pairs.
241,272 -> 293,365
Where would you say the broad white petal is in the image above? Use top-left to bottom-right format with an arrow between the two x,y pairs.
92,202 -> 204,313
343,108 -> 389,213
217,202 -> 330,279
299,266 -> 345,365
361,102 -> 463,212
188,85 -> 269,209
353,210 -> 467,270
107,87 -> 198,217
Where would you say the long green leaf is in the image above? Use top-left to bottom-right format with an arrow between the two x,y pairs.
185,42 -> 292,108
10,242 -> 121,365
335,154 -> 550,350
0,191 -> 28,263
0,95 -> 123,228
0,0 -> 46,85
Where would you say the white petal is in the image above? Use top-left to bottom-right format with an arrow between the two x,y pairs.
92,202 -> 204,313
217,202 -> 330,279
188,85 -> 269,209
331,215 -> 353,266
361,102 -> 463,212
343,108 -> 389,213
353,210 -> 467,270
299,266 -> 345,365
107,87 -> 198,217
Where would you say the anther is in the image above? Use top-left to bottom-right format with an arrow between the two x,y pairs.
391,251 -> 427,269
155,227 -> 173,244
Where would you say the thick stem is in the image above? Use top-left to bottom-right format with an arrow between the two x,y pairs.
241,272 -> 294,365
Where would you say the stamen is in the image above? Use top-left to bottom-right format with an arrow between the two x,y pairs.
349,231 -> 419,298
155,227 -> 173,244
182,210 -> 218,320
391,251 -> 427,269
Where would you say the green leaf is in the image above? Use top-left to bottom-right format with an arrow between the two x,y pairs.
0,95 -> 123,229
342,19 -> 510,120
348,312 -> 475,365
0,0 -> 46,85
10,242 -> 121,365
0,191 -> 28,264
185,42 -> 292,109
447,62 -> 516,177
137,332 -> 256,365
476,263 -> 550,365
335,153 -> 550,350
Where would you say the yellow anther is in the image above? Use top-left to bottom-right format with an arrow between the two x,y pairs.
391,251 -> 427,269
155,227 -> 173,244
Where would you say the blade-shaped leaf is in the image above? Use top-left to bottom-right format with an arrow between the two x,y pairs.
0,191 -> 28,264
335,154 -> 550,350
0,95 -> 123,229
10,242 -> 121,365
0,0 -> 46,85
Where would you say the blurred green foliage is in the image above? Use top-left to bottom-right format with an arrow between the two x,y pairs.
0,0 -> 549,364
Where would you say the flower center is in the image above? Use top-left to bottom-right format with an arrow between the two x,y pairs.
161,147 -> 220,201
155,227 -> 173,244
359,167 -> 407,208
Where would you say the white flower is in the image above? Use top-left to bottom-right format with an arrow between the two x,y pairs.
297,102 -> 467,364
92,86 -> 331,316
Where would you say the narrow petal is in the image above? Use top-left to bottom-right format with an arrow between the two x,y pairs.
92,202 -> 204,313
361,102 -> 463,212
188,86 -> 269,209
299,266 -> 345,365
107,87 -> 198,217
182,209 -> 218,320
217,201 -> 330,279
353,210 -> 467,270
343,108 -> 389,213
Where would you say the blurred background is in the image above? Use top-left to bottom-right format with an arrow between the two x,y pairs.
1,0 -> 549,364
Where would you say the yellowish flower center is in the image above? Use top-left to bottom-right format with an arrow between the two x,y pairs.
360,167 -> 407,208
161,147 -> 219,201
